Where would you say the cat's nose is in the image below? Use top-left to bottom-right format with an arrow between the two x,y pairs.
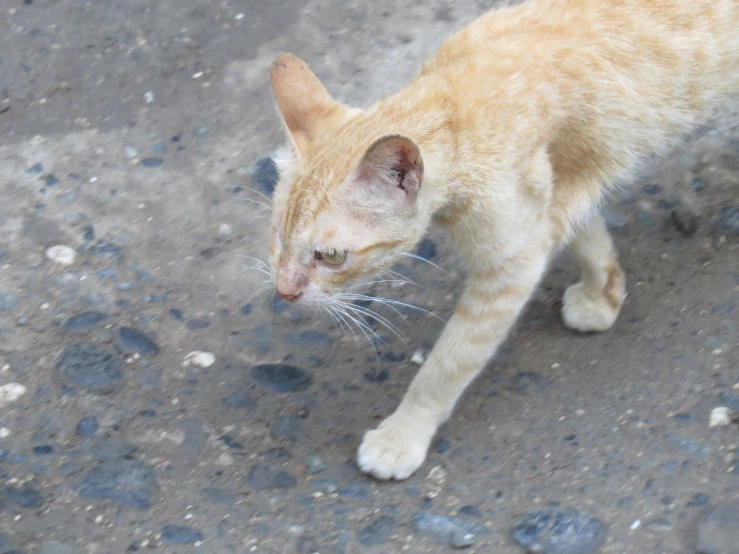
276,288 -> 303,303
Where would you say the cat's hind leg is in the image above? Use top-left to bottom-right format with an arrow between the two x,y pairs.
562,213 -> 626,332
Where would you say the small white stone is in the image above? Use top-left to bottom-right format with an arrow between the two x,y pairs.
235,13 -> 244,20
184,351 -> 216,368
124,146 -> 139,159
411,348 -> 425,365
0,383 -> 27,408
192,71 -> 204,79
709,406 -> 732,428
46,245 -> 76,266
144,91 -> 154,104
219,223 -> 233,236
0,427 -> 11,438
630,519 -> 641,530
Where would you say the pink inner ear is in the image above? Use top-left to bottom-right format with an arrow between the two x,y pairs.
359,135 -> 424,198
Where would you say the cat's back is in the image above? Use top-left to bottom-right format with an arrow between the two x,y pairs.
422,0 -> 739,84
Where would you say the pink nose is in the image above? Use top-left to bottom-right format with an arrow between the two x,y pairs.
276,287 -> 303,303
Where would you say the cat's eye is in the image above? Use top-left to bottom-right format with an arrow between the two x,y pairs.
315,248 -> 347,266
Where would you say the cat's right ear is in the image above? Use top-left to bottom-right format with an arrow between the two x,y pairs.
354,135 -> 424,209
270,53 -> 343,156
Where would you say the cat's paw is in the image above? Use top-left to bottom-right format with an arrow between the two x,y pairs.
357,418 -> 433,480
562,280 -> 624,333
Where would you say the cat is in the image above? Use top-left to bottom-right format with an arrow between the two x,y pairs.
264,0 -> 739,480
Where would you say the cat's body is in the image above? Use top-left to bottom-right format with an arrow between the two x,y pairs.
266,0 -> 739,480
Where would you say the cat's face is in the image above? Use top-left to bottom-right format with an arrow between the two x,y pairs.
267,54 -> 425,306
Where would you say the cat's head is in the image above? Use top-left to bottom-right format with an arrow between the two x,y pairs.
266,53 -> 428,306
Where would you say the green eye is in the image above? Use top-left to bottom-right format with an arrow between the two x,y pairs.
316,248 -> 347,266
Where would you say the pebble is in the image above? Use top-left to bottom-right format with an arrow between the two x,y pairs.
670,207 -> 699,238
667,434 -> 711,459
246,463 -> 297,490
337,482 -> 369,500
151,142 -> 167,155
91,439 -> 137,461
43,174 -> 59,187
601,206 -> 628,229
26,162 -> 44,174
6,351 -> 34,373
695,501 -> 739,554
78,459 -> 160,509
38,541 -> 81,554
124,146 -> 139,159
413,511 -> 489,549
33,445 -> 54,455
45,245 -> 76,266
251,156 -> 279,196
139,157 -> 164,168
55,343 -> 124,393
261,446 -> 292,462
116,326 -> 159,355
0,383 -> 27,408
358,515 -> 396,546
62,311 -> 108,332
687,492 -> 710,507
76,415 -> 99,437
297,536 -> 320,553
641,183 -> 662,194
458,505 -> 483,519
363,367 -> 389,383
2,485 -> 43,508
183,351 -> 215,368
161,524 -> 203,545
416,238 -> 438,260
221,389 -> 257,410
709,407 -> 732,428
718,391 -> 739,412
89,241 -> 123,260
0,293 -> 19,311
433,438 -> 452,453
0,533 -> 14,552
285,330 -> 334,346
202,488 -> 238,505
302,455 -> 327,474
250,363 -> 313,393
510,508 -> 607,554
128,261 -> 156,283
712,205 -> 739,236
241,303 -> 252,315
116,281 -> 137,291
178,419 -> 207,453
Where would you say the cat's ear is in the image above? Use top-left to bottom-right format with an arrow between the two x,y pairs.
270,53 -> 343,155
355,135 -> 423,206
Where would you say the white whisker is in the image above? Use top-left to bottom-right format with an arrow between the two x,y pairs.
338,301 -> 406,343
234,197 -> 274,212
396,251 -> 448,275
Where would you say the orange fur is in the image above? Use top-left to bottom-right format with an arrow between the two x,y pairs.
266,0 -> 739,479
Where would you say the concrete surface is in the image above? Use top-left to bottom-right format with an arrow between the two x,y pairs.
0,1 -> 737,553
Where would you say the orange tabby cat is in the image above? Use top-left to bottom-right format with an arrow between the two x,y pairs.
265,0 -> 739,479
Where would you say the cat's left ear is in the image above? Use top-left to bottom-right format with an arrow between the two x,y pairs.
355,135 -> 423,207
270,53 -> 346,156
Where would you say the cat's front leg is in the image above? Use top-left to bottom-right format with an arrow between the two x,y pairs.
358,246 -> 550,480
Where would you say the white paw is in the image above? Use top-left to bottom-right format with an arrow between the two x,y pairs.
357,418 -> 433,480
562,282 -> 622,333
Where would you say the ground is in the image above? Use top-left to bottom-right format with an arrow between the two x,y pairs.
0,1 -> 738,553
